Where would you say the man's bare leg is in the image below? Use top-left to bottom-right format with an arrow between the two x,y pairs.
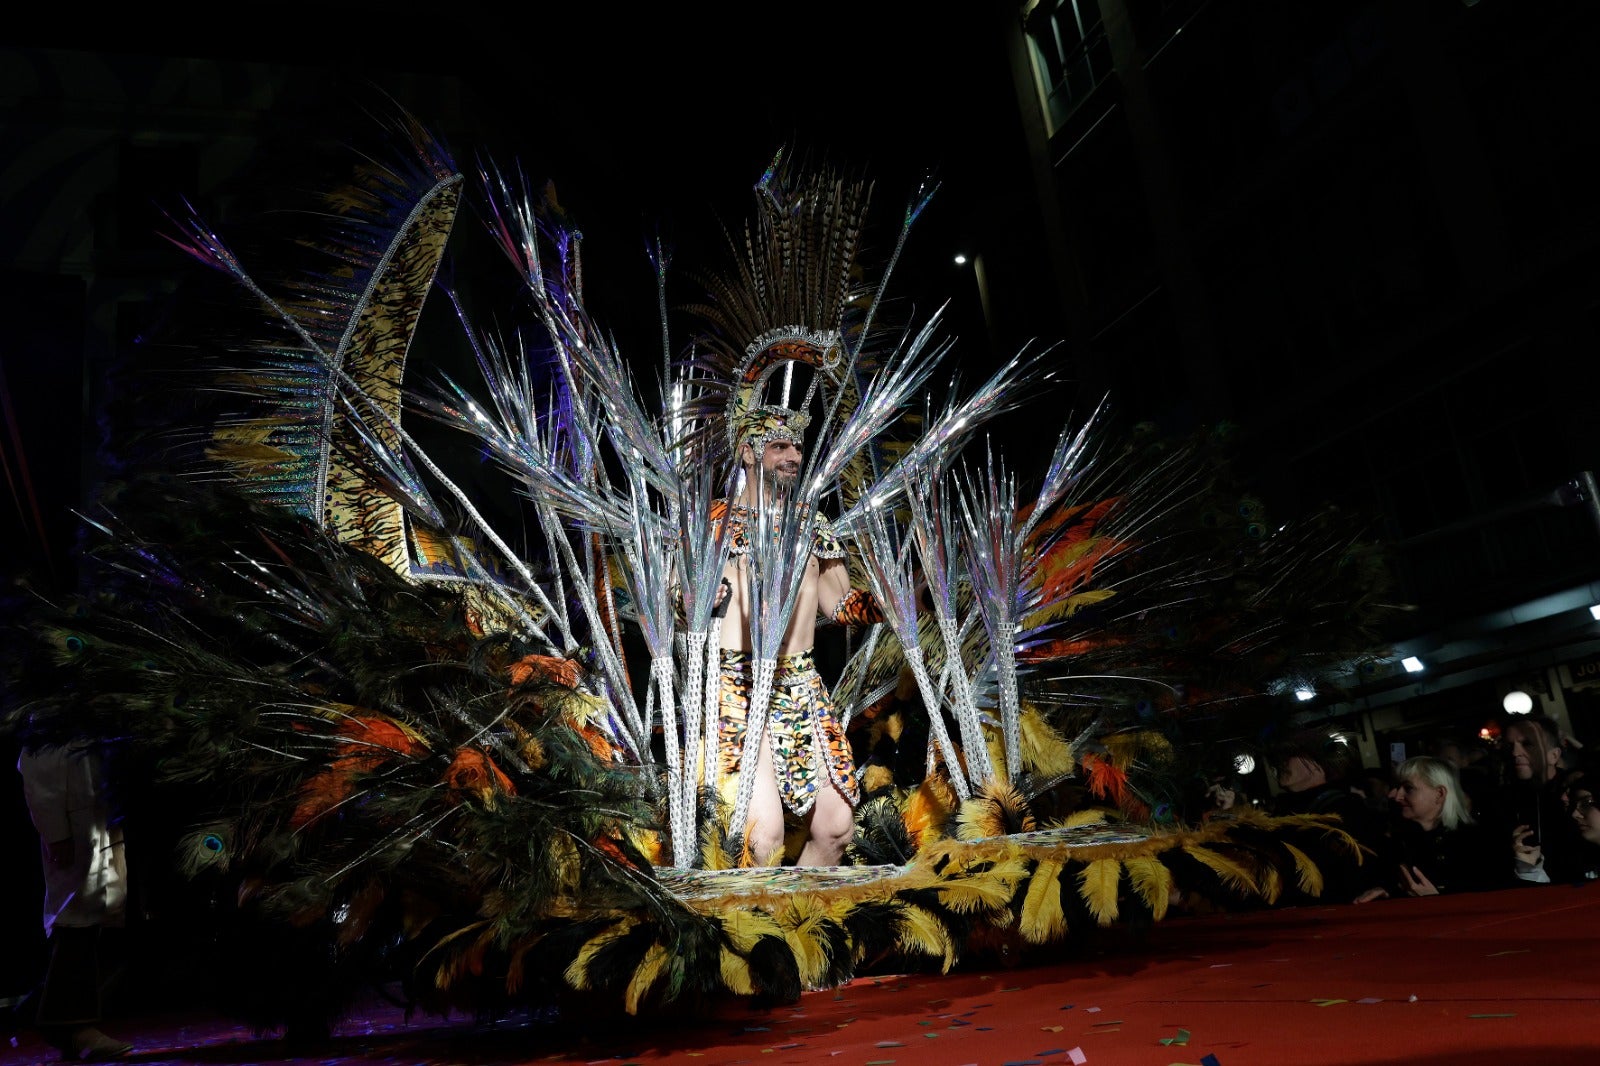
745,734 -> 787,866
796,781 -> 855,867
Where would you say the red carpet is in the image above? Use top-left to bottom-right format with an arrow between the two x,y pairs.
6,884 -> 1597,1065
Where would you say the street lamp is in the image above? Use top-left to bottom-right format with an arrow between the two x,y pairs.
1502,689 -> 1534,715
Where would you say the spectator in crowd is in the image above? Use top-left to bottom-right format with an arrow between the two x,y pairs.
1270,732 -> 1385,901
1430,735 -> 1498,824
17,740 -> 133,1061
1517,757 -> 1600,884
1501,715 -> 1586,882
1566,771 -> 1600,880
1353,772 -> 1391,815
1355,756 -> 1508,901
1200,773 -> 1250,822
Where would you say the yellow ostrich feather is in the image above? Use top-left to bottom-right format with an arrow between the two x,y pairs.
1078,857 -> 1123,925
1252,812 -> 1364,860
564,917 -> 637,990
1182,845 -> 1258,896
1062,808 -> 1109,828
779,907 -> 832,990
719,946 -> 756,995
546,834 -> 583,896
720,908 -> 784,952
903,777 -> 957,846
895,902 -> 957,971
1283,842 -> 1325,896
557,688 -> 610,731
1018,859 -> 1066,943
624,941 -> 671,1015
700,826 -> 736,871
1018,703 -> 1076,777
1100,726 -> 1164,768
505,719 -> 547,770
983,723 -> 1008,784
628,824 -> 663,866
936,851 -> 1030,913
1123,855 -> 1174,920
1257,859 -> 1283,904
861,763 -> 895,793
956,781 -> 1035,841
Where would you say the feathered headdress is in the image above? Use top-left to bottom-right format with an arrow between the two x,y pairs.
677,150 -> 872,477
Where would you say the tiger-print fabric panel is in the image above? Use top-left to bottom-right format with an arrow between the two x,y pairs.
325,178 -> 462,573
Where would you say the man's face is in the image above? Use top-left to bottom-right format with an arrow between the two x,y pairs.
754,439 -> 802,490
1277,755 -> 1325,794
1505,724 -> 1559,783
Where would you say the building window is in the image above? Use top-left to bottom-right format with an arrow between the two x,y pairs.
1023,0 -> 1114,135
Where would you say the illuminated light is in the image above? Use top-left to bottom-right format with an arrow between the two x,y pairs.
1330,733 -> 1351,746
1294,687 -> 1315,702
953,254 -> 968,266
1401,656 -> 1425,673
1233,753 -> 1256,775
1479,727 -> 1493,740
1589,604 -> 1600,620
1502,689 -> 1534,715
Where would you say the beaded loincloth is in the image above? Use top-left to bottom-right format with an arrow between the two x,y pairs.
716,648 -> 859,815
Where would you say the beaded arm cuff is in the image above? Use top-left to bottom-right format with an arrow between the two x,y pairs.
830,586 -> 885,627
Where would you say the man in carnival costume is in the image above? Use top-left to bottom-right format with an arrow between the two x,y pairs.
711,402 -> 888,868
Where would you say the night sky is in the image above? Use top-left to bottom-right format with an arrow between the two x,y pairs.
7,4 -> 1030,344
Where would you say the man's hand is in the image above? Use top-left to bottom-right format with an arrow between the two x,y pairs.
1512,824 -> 1544,868
1398,864 -> 1440,897
1353,886 -> 1389,904
45,837 -> 74,868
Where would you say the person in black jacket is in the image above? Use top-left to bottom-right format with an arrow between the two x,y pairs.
1355,756 -> 1509,901
1515,757 -> 1600,884
1269,733 -> 1385,902
1500,715 -> 1586,883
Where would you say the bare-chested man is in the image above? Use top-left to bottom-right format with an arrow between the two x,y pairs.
711,405 -> 883,867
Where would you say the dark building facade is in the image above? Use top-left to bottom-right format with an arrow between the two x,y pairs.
997,0 -> 1600,773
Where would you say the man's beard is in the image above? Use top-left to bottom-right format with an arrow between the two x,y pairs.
754,465 -> 798,493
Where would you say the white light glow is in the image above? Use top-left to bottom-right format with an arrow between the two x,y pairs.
1589,604 -> 1600,620
1401,656 -> 1425,673
1502,689 -> 1534,715
1233,753 -> 1256,775
954,254 -> 968,266
1294,687 -> 1315,702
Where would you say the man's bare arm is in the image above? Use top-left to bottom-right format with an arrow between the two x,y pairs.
821,559 -> 894,626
